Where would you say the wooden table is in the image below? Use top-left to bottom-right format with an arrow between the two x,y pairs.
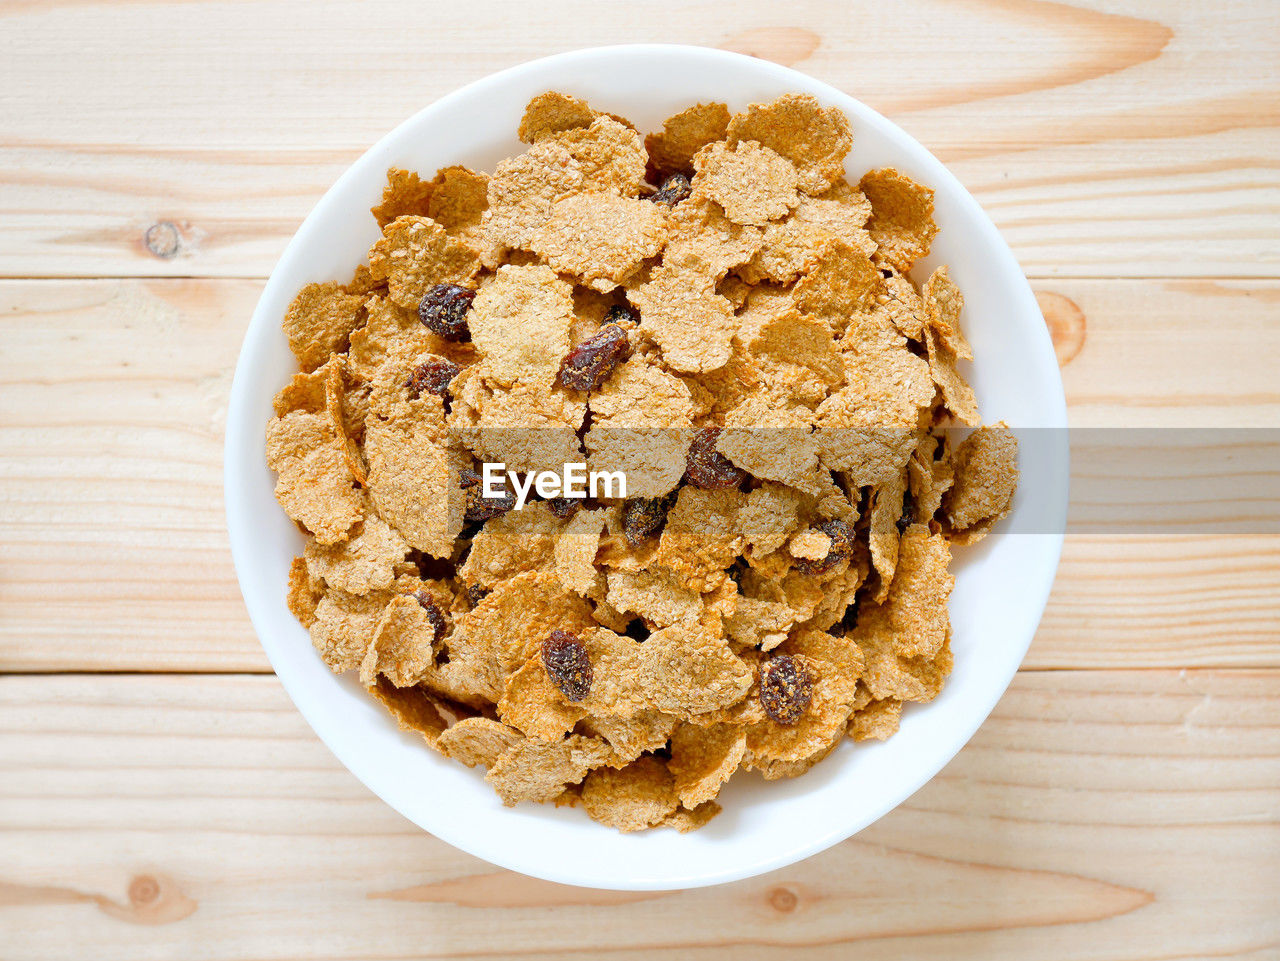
2,2 -> 1278,957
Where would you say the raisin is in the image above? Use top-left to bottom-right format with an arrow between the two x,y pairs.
621,493 -> 674,546
605,303 -> 640,326
460,467 -> 515,521
409,550 -> 456,581
794,519 -> 857,575
541,630 -> 593,702
405,356 -> 460,400
759,653 -> 813,725
650,172 -> 692,207
418,283 -> 475,341
466,584 -> 489,608
546,496 -> 583,519
557,322 -> 631,392
411,590 -> 447,644
685,426 -> 746,489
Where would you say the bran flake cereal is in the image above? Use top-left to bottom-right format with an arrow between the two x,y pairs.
264,90 -> 1019,831
727,94 -> 853,196
645,102 -> 731,174
692,140 -> 800,227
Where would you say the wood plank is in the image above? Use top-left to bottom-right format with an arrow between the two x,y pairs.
0,670 -> 1275,960
0,0 -> 1276,278
2,277 -> 1278,671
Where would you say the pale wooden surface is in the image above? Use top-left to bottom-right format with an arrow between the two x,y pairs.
1,0 -> 1278,957
2,671 -> 1277,960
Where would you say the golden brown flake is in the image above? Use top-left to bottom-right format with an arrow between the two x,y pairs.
282,282 -> 366,373
651,486 -> 748,591
727,94 -> 853,195
605,568 -> 702,628
485,734 -> 611,806
668,723 -> 747,808
368,216 -> 481,310
265,410 -> 364,545
554,507 -> 608,595
849,697 -> 903,741
459,502 -> 564,590
581,756 -> 680,831
945,423 -> 1019,538
484,116 -> 647,251
868,469 -> 909,602
305,511 -> 408,596
468,264 -> 575,387
646,102 -> 730,173
585,358 -> 694,497
363,401 -> 465,557
860,167 -> 938,272
498,655 -> 586,740
793,238 -> 882,322
582,623 -> 753,719
579,711 -> 678,767
719,396 -> 826,495
629,260 -> 737,374
692,140 -> 800,226
436,717 -> 523,769
531,193 -> 668,291
518,91 -> 599,142
371,168 -> 436,228
286,555 -> 325,628
924,325 -> 980,426
310,589 -> 387,673
367,677 -> 449,747
359,592 -> 441,687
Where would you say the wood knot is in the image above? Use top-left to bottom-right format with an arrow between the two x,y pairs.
95,873 -> 197,926
144,221 -> 181,259
720,27 -> 820,66
1035,290 -> 1087,366
128,875 -> 160,905
767,885 -> 799,913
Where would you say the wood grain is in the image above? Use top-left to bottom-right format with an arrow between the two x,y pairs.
0,3 -> 1277,959
0,0 -> 1276,278
0,670 -> 1275,960
2,277 -> 1278,672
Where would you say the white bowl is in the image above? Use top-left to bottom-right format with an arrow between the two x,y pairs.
225,44 -> 1069,890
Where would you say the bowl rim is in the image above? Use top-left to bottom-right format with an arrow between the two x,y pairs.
225,42 -> 1069,890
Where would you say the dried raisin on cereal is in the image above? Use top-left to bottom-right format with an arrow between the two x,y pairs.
466,583 -> 489,607
557,322 -> 631,392
650,172 -> 692,207
541,629 -> 593,702
405,357 -> 461,400
685,426 -> 746,489
460,467 -> 516,521
794,519 -> 857,575
759,653 -> 813,725
411,590 -> 447,644
546,496 -> 583,518
409,550 -> 457,581
621,493 -> 674,546
418,283 -> 475,341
